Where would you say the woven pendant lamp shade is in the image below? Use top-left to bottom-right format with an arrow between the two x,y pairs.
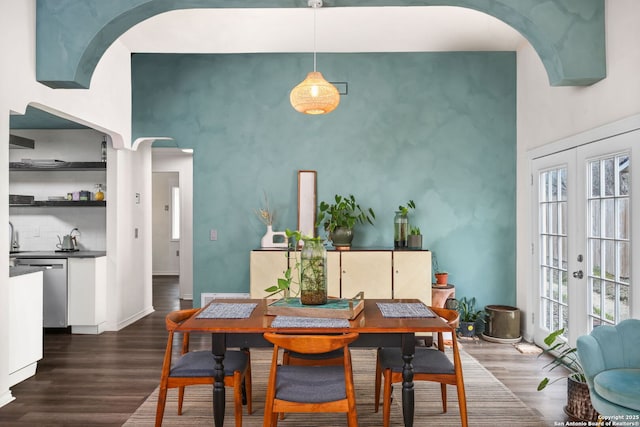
290,71 -> 340,115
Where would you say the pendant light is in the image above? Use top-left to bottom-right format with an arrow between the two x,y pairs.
290,0 -> 340,115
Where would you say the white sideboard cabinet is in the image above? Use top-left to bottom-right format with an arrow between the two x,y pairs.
250,249 -> 431,304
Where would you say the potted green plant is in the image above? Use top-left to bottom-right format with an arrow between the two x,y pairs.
317,194 -> 375,250
407,226 -> 422,249
456,296 -> 486,337
432,253 -> 448,285
537,328 -> 599,422
394,200 -> 415,248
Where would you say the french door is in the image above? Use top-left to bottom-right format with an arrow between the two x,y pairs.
532,129 -> 639,346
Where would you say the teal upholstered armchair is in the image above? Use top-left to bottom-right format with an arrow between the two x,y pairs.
576,319 -> 640,418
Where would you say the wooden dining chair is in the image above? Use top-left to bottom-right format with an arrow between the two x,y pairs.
374,306 -> 468,427
155,308 -> 252,427
262,332 -> 360,427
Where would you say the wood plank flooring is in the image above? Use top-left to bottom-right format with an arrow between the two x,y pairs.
0,276 -> 569,426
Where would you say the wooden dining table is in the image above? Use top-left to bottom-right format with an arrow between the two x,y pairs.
178,298 -> 454,427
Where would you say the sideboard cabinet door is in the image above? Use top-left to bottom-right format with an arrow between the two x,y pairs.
250,251 -> 289,298
393,251 -> 432,305
341,251 -> 393,299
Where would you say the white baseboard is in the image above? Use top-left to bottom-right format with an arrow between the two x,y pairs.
103,306 -> 155,331
71,323 -> 107,335
0,390 -> 15,409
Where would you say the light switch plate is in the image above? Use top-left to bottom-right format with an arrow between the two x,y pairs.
210,229 -> 217,241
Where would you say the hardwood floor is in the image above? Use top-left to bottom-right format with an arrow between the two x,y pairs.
0,276 -> 569,426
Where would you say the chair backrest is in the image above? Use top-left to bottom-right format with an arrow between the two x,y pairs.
164,308 -> 199,359
577,318 -> 640,384
166,308 -> 199,331
263,332 -> 360,355
430,306 -> 460,328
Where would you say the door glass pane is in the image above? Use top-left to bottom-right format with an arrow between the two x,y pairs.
620,286 -> 630,321
604,158 -> 615,196
591,161 -> 600,197
618,155 -> 629,196
561,271 -> 568,304
603,199 -> 614,238
591,278 -> 601,316
587,153 -> 631,327
590,200 -> 600,237
559,202 -> 567,235
604,281 -> 616,323
590,239 -> 602,277
618,241 -> 630,284
617,198 -> 629,239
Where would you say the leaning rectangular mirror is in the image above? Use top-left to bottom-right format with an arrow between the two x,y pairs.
297,170 -> 317,238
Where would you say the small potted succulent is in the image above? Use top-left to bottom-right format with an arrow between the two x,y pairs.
407,226 -> 422,249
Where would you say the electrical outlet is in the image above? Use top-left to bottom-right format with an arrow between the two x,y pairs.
210,229 -> 217,241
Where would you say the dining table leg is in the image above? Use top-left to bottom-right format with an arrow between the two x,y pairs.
401,333 -> 415,427
212,333 -> 226,427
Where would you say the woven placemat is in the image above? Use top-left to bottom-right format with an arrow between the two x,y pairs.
270,316 -> 350,328
376,302 -> 436,318
196,303 -> 257,319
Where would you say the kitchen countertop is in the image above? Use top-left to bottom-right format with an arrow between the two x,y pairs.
9,266 -> 47,278
10,250 -> 107,259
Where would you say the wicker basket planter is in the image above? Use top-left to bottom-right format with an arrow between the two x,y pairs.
564,374 -> 599,422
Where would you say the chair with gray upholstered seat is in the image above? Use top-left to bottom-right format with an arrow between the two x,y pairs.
155,308 -> 252,427
262,332 -> 359,427
374,306 -> 468,427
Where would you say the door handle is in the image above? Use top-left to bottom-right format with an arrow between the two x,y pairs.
572,270 -> 584,279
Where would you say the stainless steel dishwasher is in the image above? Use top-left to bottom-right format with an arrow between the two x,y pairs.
16,258 -> 68,328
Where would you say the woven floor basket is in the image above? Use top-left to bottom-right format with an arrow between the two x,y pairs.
564,374 -> 599,422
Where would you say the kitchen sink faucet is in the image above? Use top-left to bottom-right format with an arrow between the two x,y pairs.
9,221 -> 20,252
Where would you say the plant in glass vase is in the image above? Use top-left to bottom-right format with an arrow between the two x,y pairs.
395,200 -> 415,248
264,230 -> 328,305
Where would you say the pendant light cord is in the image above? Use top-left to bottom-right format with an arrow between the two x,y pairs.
313,5 -> 317,72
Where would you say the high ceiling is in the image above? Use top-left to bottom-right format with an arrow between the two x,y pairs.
13,6 -> 524,130
119,6 -> 525,53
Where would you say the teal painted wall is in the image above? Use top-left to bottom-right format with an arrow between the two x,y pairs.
132,52 -> 516,308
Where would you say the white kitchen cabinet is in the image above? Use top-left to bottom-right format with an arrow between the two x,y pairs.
68,256 -> 107,334
9,271 -> 43,387
250,249 -> 431,303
